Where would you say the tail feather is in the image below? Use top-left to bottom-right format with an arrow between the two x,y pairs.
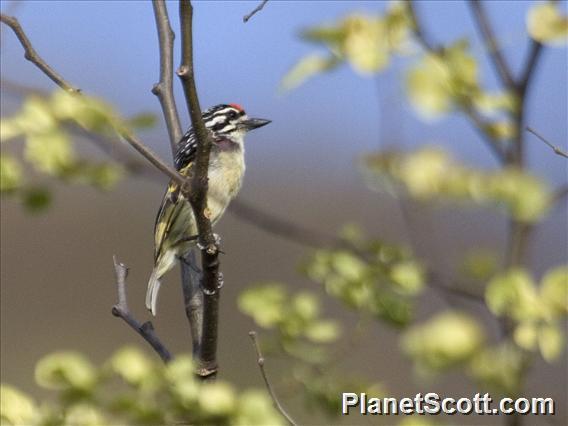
146,248 -> 177,316
146,269 -> 162,316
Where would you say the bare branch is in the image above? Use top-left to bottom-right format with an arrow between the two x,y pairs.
519,39 -> 543,96
151,0 -> 182,154
111,256 -> 173,363
150,1 -> 203,356
469,1 -> 515,90
243,0 -> 269,23
177,0 -> 221,380
526,127 -> 568,159
248,331 -> 297,426
0,14 -> 79,93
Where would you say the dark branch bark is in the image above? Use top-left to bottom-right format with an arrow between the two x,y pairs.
150,0 -> 203,359
469,1 -> 515,90
151,0 -> 182,154
248,331 -> 297,426
243,0 -> 269,23
0,14 -> 79,93
111,256 -> 173,363
177,0 -> 221,380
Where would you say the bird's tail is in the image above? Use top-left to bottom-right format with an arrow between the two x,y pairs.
146,269 -> 162,317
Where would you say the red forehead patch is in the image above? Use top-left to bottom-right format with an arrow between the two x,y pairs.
229,103 -> 244,112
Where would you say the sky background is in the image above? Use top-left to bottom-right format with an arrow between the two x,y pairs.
1,1 -> 567,425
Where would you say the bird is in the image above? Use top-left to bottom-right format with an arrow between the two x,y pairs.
146,103 -> 271,316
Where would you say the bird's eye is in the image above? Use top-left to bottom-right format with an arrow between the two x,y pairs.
228,110 -> 238,120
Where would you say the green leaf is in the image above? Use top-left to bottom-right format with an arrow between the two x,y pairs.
527,2 -> 568,45
401,311 -> 485,371
304,320 -> 341,343
513,321 -> 538,350
127,113 -> 157,130
35,351 -> 96,391
280,54 -> 340,92
25,130 -> 74,174
0,155 -> 23,192
64,403 -> 106,426
540,265 -> 568,317
485,268 -> 539,320
406,54 -> 452,118
469,343 -> 524,395
22,187 -> 52,213
234,390 -> 285,426
110,347 -> 154,386
292,292 -> 320,321
343,15 -> 390,74
0,385 -> 37,426
198,382 -> 236,416
390,261 -> 424,294
538,324 -> 565,362
238,283 -> 287,328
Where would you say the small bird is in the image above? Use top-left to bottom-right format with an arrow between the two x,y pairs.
146,104 -> 270,316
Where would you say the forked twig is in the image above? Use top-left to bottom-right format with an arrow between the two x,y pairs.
248,331 -> 297,426
111,256 -> 173,363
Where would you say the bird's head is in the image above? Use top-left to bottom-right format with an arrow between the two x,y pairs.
203,103 -> 271,147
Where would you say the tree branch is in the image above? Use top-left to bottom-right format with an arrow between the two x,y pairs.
150,0 -> 203,359
0,14 -> 79,93
111,256 -> 173,363
469,0 -> 515,90
248,331 -> 297,426
526,126 -> 568,159
177,0 -> 221,380
151,0 -> 182,154
405,1 -> 505,164
243,0 -> 269,23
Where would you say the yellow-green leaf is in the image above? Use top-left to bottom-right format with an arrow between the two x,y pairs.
538,324 -> 564,362
198,382 -> 236,416
25,130 -> 73,174
485,268 -> 539,320
110,346 -> 154,386
0,385 -> 37,426
0,156 -> 23,192
540,265 -> 568,317
280,54 -> 340,92
527,2 -> 568,45
35,351 -> 96,391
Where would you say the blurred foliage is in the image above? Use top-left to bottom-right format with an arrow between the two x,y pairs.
304,229 -> 424,326
364,147 -> 552,222
0,347 -> 284,426
527,2 -> 568,45
0,90 -> 156,211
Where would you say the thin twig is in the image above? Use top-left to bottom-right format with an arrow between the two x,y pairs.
469,1 -> 515,90
518,39 -> 543,96
526,127 -> 568,159
248,331 -> 297,426
243,0 -> 269,23
177,0 -> 221,380
151,0 -> 182,154
0,14 -> 79,93
111,256 -> 173,363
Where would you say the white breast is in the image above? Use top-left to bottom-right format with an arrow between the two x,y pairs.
207,149 -> 245,224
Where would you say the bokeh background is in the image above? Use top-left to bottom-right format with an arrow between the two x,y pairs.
1,1 -> 566,425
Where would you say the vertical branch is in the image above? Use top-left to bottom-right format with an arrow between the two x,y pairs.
151,0 -> 183,154
469,0 -> 515,90
150,0 -> 203,361
177,0 -> 221,379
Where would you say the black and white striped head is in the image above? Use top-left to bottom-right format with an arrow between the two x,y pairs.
203,103 -> 270,144
174,104 -> 270,170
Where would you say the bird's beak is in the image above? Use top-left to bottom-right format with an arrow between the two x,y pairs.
242,118 -> 271,131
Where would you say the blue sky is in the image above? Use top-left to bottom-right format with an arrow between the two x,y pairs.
2,1 -> 567,186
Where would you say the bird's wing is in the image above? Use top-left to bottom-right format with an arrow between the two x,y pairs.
153,129 -> 198,262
